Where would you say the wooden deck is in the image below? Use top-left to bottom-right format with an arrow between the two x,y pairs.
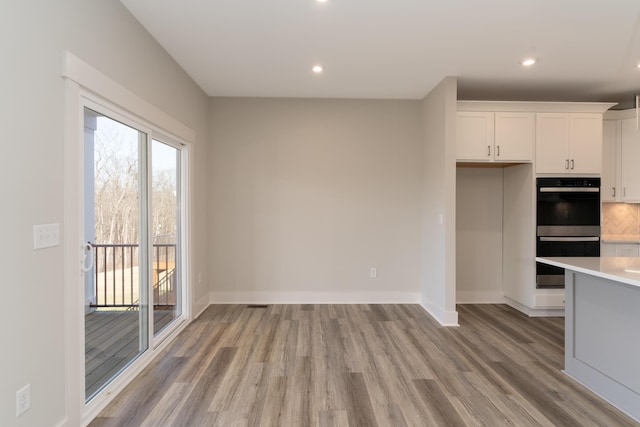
85,309 -> 176,399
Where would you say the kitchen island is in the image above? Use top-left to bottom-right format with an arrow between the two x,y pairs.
536,257 -> 640,423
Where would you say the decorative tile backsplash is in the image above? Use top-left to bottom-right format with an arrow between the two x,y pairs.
602,203 -> 640,235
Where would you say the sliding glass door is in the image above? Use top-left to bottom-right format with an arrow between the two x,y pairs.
83,104 -> 185,402
151,140 -> 182,336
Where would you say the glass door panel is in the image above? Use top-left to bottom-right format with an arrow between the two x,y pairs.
83,107 -> 149,402
151,140 -> 182,336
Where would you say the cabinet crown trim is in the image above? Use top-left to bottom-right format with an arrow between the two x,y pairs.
457,101 -> 616,113
604,108 -> 636,120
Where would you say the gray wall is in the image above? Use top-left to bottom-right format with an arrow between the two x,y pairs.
420,77 -> 458,325
456,167 -> 504,302
208,97 -> 424,300
0,1 -> 209,425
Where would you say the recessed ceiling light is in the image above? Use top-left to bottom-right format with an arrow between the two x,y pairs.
312,65 -> 323,73
521,58 -> 537,66
636,63 -> 640,69
316,0 -> 328,3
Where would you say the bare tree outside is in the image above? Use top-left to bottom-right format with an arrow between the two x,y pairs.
93,121 -> 140,251
90,114 -> 179,310
151,164 -> 178,245
93,123 -> 178,251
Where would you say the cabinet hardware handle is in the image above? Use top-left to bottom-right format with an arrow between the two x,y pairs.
571,159 -> 575,170
497,145 -> 500,157
613,187 -> 616,197
565,159 -> 569,169
488,145 -> 491,156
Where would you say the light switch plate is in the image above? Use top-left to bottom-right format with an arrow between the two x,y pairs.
33,223 -> 60,250
16,384 -> 30,417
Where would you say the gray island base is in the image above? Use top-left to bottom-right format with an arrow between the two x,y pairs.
536,256 -> 640,423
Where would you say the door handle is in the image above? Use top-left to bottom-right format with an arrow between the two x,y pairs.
539,187 -> 599,193
571,159 -> 575,170
613,187 -> 616,197
487,145 -> 491,157
565,159 -> 569,170
497,145 -> 500,157
539,236 -> 600,242
81,242 -> 94,273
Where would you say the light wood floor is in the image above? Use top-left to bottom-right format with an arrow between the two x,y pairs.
89,304 -> 639,426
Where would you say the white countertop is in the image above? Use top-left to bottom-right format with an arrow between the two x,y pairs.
536,257 -> 640,289
601,235 -> 640,243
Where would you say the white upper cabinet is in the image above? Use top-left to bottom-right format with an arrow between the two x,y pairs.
536,113 -> 603,174
494,112 -> 535,161
457,111 -> 534,162
535,113 -> 570,173
457,112 -> 494,161
599,112 -> 640,202
620,118 -> 640,201
570,114 -> 603,173
601,120 -> 618,201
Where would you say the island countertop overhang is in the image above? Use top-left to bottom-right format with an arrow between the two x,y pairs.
535,256 -> 640,289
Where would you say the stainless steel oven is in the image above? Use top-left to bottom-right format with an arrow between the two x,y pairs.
536,177 -> 600,288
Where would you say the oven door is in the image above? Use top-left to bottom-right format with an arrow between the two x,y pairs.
536,236 -> 600,288
537,187 -> 600,227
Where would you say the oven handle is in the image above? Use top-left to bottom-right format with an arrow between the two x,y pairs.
539,236 -> 600,242
539,187 -> 599,193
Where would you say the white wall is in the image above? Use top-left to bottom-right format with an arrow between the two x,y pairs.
0,1 -> 209,426
419,77 -> 459,326
208,97 -> 423,302
456,167 -> 505,303
503,163 -> 536,308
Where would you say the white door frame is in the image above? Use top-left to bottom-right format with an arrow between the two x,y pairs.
63,52 -> 194,426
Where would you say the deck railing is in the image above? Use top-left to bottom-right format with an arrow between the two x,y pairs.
89,243 -> 176,309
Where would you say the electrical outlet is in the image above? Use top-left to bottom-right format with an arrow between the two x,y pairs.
33,223 -> 60,250
16,384 -> 30,417
370,267 -> 377,278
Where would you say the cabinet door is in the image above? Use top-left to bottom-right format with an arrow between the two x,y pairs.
616,244 -> 640,257
569,113 -> 602,174
620,118 -> 640,201
600,243 -> 616,256
494,112 -> 534,161
457,112 -> 494,161
536,113 -> 570,173
601,120 -> 618,201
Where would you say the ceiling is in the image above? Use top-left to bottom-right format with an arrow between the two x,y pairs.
121,0 -> 640,108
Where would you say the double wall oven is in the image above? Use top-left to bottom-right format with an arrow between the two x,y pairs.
536,177 -> 601,288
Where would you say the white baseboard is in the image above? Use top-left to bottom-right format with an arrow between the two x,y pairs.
419,300 -> 459,327
456,291 -> 506,304
209,291 -> 420,305
533,292 -> 565,308
505,297 -> 565,317
193,291 -> 210,319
